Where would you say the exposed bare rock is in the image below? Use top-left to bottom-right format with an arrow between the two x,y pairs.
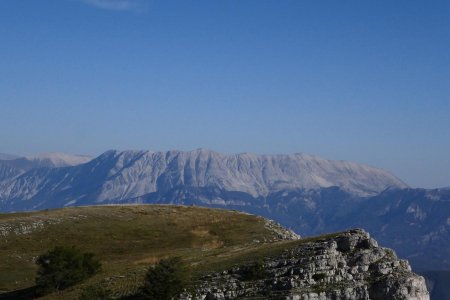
0,149 -> 407,211
181,229 -> 429,300
264,218 -> 301,241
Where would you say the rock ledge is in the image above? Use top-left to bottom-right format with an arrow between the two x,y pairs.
181,229 -> 429,300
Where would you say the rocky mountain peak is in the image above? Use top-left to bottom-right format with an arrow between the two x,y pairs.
0,149 -> 409,212
25,152 -> 93,167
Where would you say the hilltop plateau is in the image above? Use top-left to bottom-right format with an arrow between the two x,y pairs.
0,205 -> 428,299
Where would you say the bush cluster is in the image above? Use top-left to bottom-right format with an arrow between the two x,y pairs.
241,260 -> 266,281
142,257 -> 185,300
35,246 -> 101,294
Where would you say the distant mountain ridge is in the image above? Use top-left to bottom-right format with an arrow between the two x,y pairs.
0,148 -> 448,297
0,149 -> 407,211
0,152 -> 92,184
24,152 -> 93,167
0,153 -> 19,160
0,152 -> 92,168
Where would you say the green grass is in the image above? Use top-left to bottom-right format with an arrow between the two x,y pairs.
0,205 -> 350,299
0,205 -> 301,299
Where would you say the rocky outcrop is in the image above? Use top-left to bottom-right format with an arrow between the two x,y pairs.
181,229 -> 429,300
264,219 -> 301,241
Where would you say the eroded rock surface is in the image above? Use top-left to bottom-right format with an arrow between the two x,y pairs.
181,229 -> 429,300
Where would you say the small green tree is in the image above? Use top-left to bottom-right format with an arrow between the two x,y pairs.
142,257 -> 184,300
35,246 -> 101,294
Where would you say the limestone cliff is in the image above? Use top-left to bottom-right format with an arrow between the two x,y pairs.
181,229 -> 429,300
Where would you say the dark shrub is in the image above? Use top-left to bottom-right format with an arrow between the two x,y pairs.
142,257 -> 184,300
312,272 -> 327,281
35,246 -> 101,294
242,260 -> 266,281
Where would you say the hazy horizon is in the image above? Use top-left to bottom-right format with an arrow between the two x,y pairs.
1,0 -> 449,189
0,147 -> 445,189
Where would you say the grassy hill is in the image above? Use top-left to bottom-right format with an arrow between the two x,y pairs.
0,205 -> 301,299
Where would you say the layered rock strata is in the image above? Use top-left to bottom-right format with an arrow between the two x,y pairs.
182,229 -> 429,300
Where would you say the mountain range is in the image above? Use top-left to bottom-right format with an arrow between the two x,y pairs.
0,149 -> 448,294
0,152 -> 92,183
0,149 -> 406,211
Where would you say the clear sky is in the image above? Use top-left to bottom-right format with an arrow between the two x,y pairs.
1,0 -> 449,188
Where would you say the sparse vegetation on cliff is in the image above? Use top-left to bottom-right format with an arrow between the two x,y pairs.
0,205 -> 428,300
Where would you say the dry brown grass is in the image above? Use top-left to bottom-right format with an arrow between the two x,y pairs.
0,204 -> 292,299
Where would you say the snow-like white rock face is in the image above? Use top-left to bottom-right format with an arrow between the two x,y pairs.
0,149 -> 408,210
25,152 -> 93,167
95,149 -> 407,201
0,152 -> 93,185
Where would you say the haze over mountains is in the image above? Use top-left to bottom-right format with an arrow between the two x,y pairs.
0,149 -> 449,280
0,152 -> 92,183
0,149 -> 406,211
0,153 -> 19,161
0,152 -> 92,168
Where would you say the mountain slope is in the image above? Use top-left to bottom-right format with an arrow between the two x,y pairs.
0,149 -> 407,211
0,153 -> 19,160
0,152 -> 92,184
0,149 -> 446,272
343,188 -> 450,271
0,205 -> 427,300
124,185 -> 450,273
0,153 -> 92,172
182,228 -> 429,300
24,152 -> 93,168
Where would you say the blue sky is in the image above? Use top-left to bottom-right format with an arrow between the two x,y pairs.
0,0 -> 449,188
